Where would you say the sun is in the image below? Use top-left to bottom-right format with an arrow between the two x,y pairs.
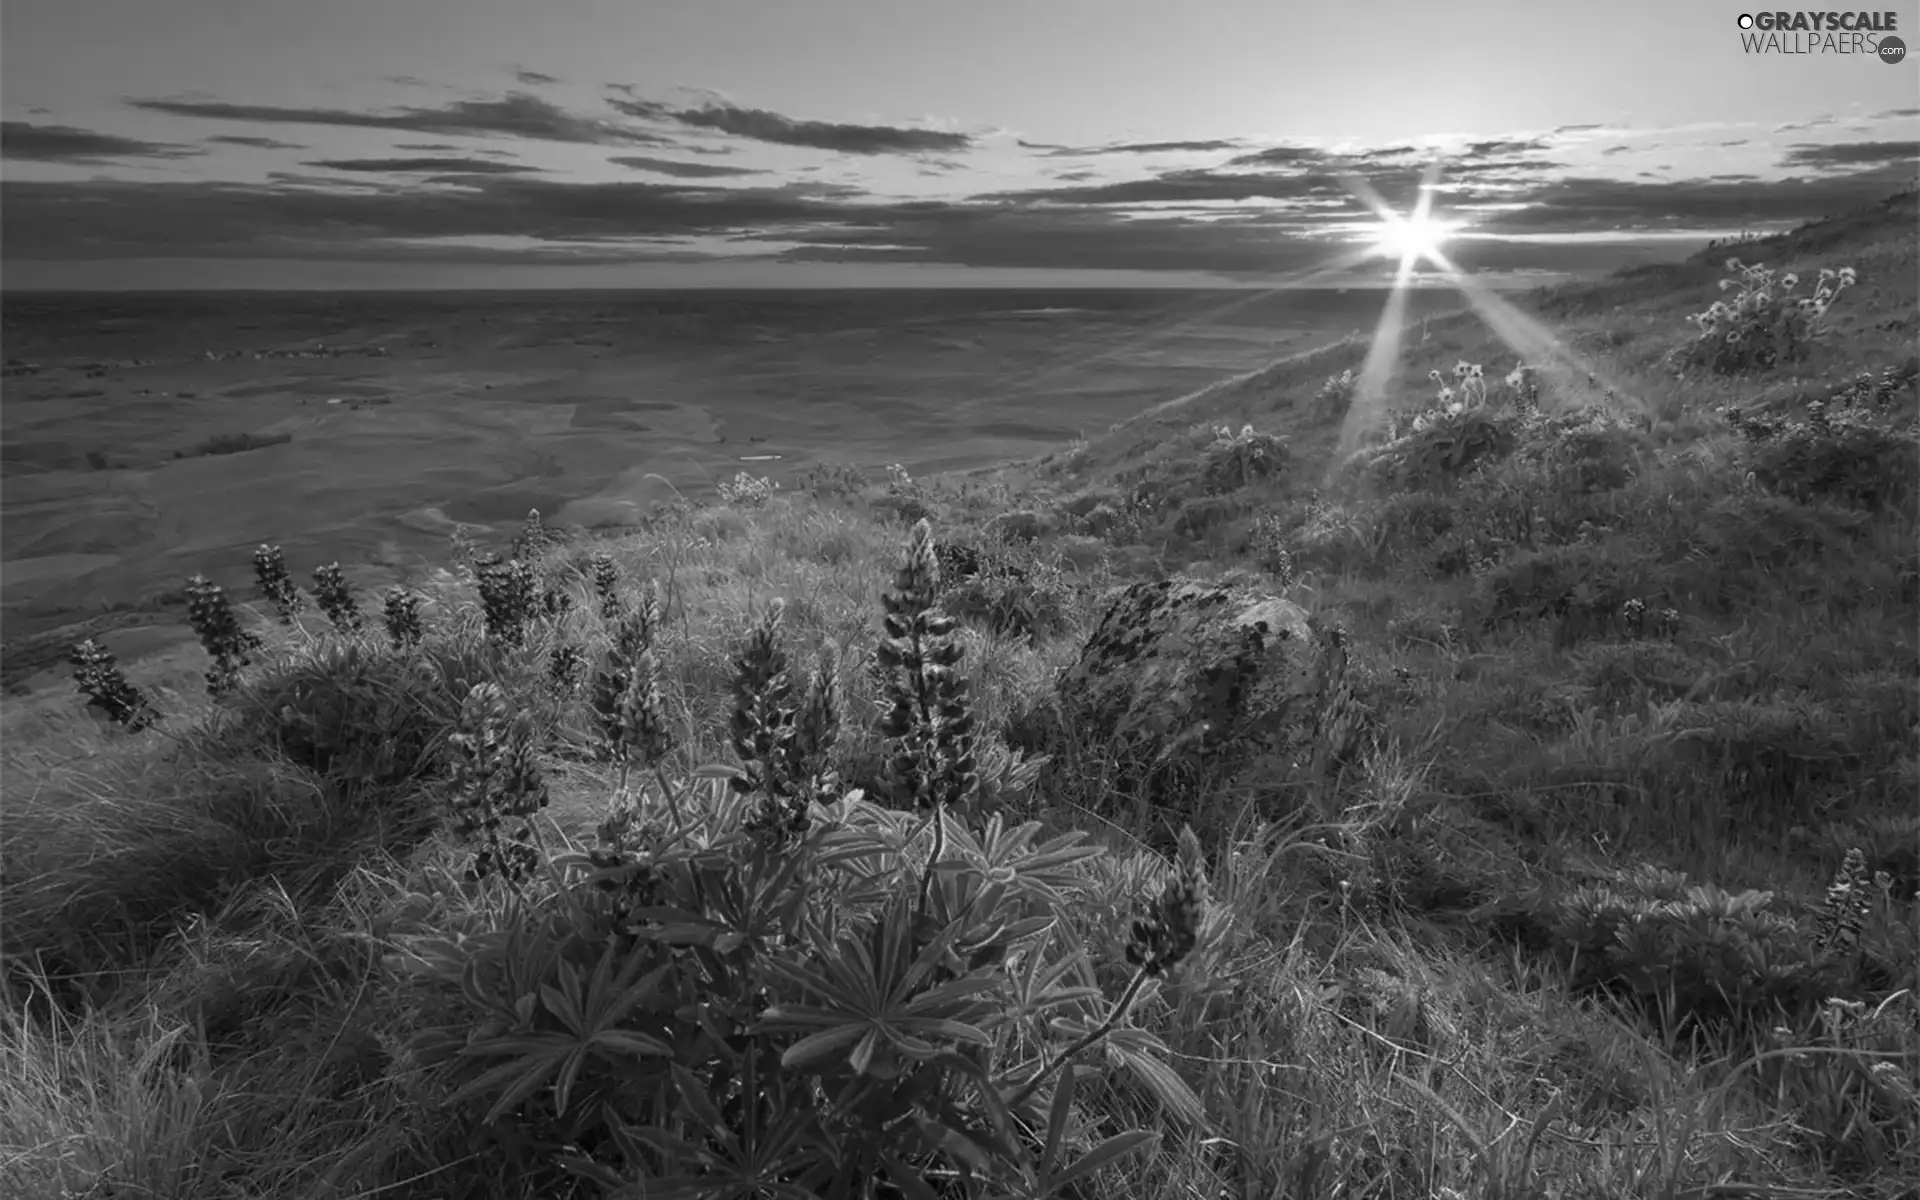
1367,212 -> 1460,264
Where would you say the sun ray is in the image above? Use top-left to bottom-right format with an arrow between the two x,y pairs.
1316,156 -> 1650,478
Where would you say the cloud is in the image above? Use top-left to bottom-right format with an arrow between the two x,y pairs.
1024,138 -> 1242,157
606,94 -> 973,155
1468,164 -> 1918,231
609,154 -> 766,178
303,156 -> 542,174
2,120 -> 201,163
515,69 -> 561,85
981,167 -> 1344,205
7,121 -> 1915,281
1779,140 -> 1920,168
127,91 -> 672,146
1773,115 -> 1837,133
206,134 -> 305,149
1461,137 -> 1553,157
1869,107 -> 1920,120
1226,144 -> 1333,167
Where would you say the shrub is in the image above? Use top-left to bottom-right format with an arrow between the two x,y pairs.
1676,259 -> 1855,374
1200,423 -> 1287,493
1545,866 -> 1839,1040
180,430 -> 294,458
1736,413 -> 1919,515
718,471 -> 778,508
1310,368 -> 1357,423
797,460 -> 870,498
235,638 -> 485,789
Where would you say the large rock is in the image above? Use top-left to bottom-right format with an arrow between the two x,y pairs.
1057,578 -> 1359,812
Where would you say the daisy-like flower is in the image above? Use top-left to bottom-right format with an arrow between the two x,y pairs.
1428,369 -> 1444,383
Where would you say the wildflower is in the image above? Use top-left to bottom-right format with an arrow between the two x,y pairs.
1620,597 -> 1646,636
185,574 -> 264,697
445,681 -> 551,887
475,558 -> 537,647
311,563 -> 364,633
1814,847 -> 1872,954
381,587 -> 425,649
546,642 -> 585,698
510,507 -> 551,562
252,544 -> 302,624
589,551 -> 621,619
1126,826 -> 1208,977
69,639 -> 158,730
877,519 -> 978,813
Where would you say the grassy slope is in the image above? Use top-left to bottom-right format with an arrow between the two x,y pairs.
3,191 -> 1917,1199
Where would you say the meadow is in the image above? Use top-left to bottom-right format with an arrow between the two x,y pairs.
1,191 -> 1916,1200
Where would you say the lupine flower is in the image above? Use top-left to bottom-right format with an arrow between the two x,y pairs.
311,563 -> 363,633
1126,826 -> 1208,977
252,544 -> 302,624
476,558 -> 537,647
70,639 -> 158,730
589,551 -> 621,619
382,587 -> 424,649
185,575 -> 263,696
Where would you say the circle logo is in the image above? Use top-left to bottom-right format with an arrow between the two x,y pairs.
1880,35 -> 1907,64
1737,13 -> 1754,28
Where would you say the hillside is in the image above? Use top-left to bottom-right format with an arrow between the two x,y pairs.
3,190 -> 1917,1200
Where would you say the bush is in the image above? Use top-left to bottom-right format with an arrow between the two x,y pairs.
1200,423 -> 1288,493
1543,865 -> 1842,1039
179,430 -> 294,458
1737,415 -> 1919,515
1676,259 -> 1855,375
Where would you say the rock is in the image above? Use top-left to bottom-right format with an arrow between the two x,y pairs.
1056,578 -> 1358,820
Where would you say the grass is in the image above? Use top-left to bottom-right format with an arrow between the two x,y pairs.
3,190 -> 1917,1200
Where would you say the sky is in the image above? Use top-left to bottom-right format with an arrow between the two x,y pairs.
2,0 -> 1917,289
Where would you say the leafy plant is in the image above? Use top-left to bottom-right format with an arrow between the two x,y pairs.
389,518 -> 1209,1197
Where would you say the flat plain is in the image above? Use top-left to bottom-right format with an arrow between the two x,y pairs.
0,286 -> 1465,690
